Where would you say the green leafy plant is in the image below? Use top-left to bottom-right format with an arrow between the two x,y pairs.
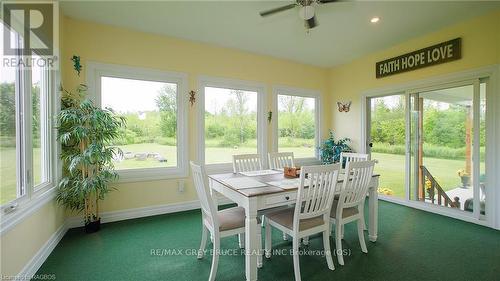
56,59 -> 125,230
319,130 -> 352,164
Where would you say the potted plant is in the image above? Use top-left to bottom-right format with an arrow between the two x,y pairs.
457,169 -> 470,188
319,130 -> 352,165
56,58 -> 126,233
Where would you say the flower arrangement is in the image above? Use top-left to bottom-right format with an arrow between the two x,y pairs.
457,169 -> 469,177
377,187 -> 394,195
425,178 -> 432,191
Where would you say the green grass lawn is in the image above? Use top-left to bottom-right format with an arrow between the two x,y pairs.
0,147 -> 42,204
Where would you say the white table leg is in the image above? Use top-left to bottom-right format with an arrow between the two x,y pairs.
245,198 -> 259,281
368,177 -> 379,242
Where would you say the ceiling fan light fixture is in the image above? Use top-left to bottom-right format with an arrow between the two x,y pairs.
299,5 -> 315,20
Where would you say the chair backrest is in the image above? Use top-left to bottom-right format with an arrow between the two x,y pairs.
268,152 -> 295,169
340,152 -> 369,168
190,161 -> 219,229
337,160 -> 377,210
232,154 -> 263,173
293,164 -> 341,229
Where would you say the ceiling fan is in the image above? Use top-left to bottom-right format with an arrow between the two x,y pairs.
259,0 -> 338,29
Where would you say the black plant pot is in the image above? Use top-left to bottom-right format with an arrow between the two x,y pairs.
84,218 -> 101,233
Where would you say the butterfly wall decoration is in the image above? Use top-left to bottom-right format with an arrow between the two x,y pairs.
337,101 -> 351,113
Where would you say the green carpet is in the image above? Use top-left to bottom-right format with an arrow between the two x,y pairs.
36,201 -> 500,281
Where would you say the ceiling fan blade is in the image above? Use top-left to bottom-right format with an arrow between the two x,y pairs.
305,16 -> 318,29
260,3 -> 297,17
318,0 -> 338,3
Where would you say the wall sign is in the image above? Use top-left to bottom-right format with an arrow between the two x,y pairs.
376,38 -> 461,78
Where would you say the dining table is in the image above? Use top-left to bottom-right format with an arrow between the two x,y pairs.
208,169 -> 380,281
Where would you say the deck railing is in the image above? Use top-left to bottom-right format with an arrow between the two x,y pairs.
420,166 -> 460,208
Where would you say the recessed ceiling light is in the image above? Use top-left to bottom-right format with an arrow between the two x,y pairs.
370,17 -> 380,23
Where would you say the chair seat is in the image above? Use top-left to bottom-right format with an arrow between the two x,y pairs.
266,207 -> 324,231
215,207 -> 246,231
330,200 -> 359,219
215,207 -> 262,231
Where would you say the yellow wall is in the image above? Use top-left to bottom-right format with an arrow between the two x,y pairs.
329,10 -> 500,150
61,16 -> 330,213
0,200 -> 66,276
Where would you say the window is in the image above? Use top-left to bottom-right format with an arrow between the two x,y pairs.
0,22 -> 55,208
274,87 -> 320,159
88,63 -> 188,180
198,77 -> 266,167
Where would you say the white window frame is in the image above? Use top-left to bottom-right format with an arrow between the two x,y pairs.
272,86 -> 321,164
197,76 -> 267,173
1,48 -> 59,233
86,62 -> 189,182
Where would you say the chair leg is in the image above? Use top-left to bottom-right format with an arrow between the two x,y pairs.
292,237 -> 301,281
283,232 -> 288,241
209,235 -> 220,281
238,233 -> 245,249
335,223 -> 345,265
360,203 -> 368,231
257,227 -> 263,268
357,219 -> 368,253
265,220 -> 272,258
322,230 -> 335,271
198,225 -> 208,259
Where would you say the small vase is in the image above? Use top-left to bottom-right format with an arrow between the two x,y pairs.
460,176 -> 470,188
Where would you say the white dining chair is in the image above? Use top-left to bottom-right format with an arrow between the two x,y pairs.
268,152 -> 296,241
339,152 -> 370,230
232,153 -> 263,173
232,154 -> 264,247
264,164 -> 341,281
340,152 -> 369,167
268,152 -> 295,170
330,160 -> 376,266
191,161 -> 262,281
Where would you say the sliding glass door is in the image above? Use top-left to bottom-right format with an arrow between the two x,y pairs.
366,79 -> 487,219
410,81 -> 486,217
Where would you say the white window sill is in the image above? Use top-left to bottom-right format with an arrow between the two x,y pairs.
114,166 -> 189,183
0,186 -> 57,235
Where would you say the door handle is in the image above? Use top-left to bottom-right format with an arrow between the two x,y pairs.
369,143 -> 373,148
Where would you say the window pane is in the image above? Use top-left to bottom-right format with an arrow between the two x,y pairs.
277,95 -> 316,158
0,30 -> 20,204
101,77 -> 178,169
370,95 -> 406,199
31,54 -> 46,186
478,82 -> 486,215
204,87 -> 258,164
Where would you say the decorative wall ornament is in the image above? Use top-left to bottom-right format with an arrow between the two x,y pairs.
189,90 -> 196,106
337,101 -> 351,113
268,111 -> 273,123
71,55 -> 82,76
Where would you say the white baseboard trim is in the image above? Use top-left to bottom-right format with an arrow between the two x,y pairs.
17,222 -> 68,279
379,195 -> 495,229
66,197 -> 233,229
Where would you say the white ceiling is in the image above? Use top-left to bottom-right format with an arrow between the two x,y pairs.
60,1 -> 500,68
